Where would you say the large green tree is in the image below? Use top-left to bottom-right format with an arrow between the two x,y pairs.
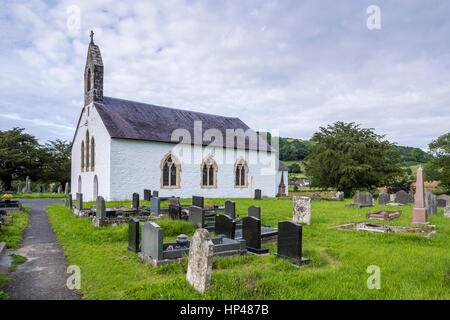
424,132 -> 450,192
40,139 -> 72,188
0,128 -> 42,190
304,122 -> 402,195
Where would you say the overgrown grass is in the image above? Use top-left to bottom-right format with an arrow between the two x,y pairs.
46,199 -> 450,300
13,193 -> 68,199
0,205 -> 30,249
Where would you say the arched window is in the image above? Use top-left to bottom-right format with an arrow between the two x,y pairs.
90,137 -> 95,171
234,157 -> 248,187
85,131 -> 90,172
87,69 -> 91,92
78,176 -> 82,193
81,141 -> 85,171
93,175 -> 98,200
160,152 -> 181,189
201,155 -> 217,188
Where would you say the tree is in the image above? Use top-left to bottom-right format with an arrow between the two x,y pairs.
386,178 -> 414,194
0,128 -> 43,190
304,122 -> 402,196
40,139 -> 72,187
424,132 -> 450,192
289,163 -> 302,174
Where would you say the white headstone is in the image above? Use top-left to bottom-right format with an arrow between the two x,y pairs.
293,196 -> 311,225
444,206 -> 450,218
186,228 -> 214,293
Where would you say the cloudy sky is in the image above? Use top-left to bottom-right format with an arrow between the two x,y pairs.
0,0 -> 449,149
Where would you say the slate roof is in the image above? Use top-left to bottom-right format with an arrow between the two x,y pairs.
93,96 -> 288,170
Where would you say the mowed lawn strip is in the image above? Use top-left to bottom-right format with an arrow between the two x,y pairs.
46,198 -> 450,300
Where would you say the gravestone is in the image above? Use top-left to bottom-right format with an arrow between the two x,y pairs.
57,186 -> 62,194
378,192 -> 390,206
408,191 -> 415,204
412,168 -> 427,225
425,191 -> 437,215
329,191 -> 335,198
150,197 -> 160,215
76,193 -> 83,210
67,194 -> 73,210
254,189 -> 262,200
132,193 -> 140,211
153,190 -> 159,198
248,206 -> 261,220
242,216 -> 268,254
292,196 -> 311,225
215,214 -> 235,239
141,222 -> 163,260
192,196 -> 204,208
360,192 -> 373,205
353,192 -> 361,204
65,182 -> 69,195
96,196 -> 106,219
225,200 -> 236,219
189,206 -> 204,228
169,202 -> 181,220
40,186 -> 44,193
186,228 -> 214,293
144,189 -> 151,201
437,199 -> 447,207
128,218 -> 140,252
390,194 -> 395,202
277,221 -> 310,265
444,206 -> 450,218
395,190 -> 409,205
336,191 -> 344,200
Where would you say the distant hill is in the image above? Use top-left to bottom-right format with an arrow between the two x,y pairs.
277,137 -> 432,167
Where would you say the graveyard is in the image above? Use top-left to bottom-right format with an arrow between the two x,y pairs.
42,195 -> 449,300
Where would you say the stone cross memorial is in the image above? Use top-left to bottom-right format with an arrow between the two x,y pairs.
128,218 -> 140,252
411,168 -> 428,226
186,228 -> 214,294
292,196 -> 311,225
277,221 -> 310,265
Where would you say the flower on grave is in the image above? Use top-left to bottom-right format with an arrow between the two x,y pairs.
1,194 -> 13,199
167,245 -> 174,250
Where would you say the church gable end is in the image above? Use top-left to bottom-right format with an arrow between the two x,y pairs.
84,31 -> 104,106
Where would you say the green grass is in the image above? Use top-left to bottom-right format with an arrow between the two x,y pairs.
46,198 -> 450,300
8,254 -> 27,272
0,205 -> 30,299
0,205 -> 30,249
13,193 -> 68,199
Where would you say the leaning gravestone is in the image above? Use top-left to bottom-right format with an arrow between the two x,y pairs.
378,192 -> 390,206
277,221 -> 310,265
225,200 -> 236,219
292,196 -> 311,225
248,206 -> 261,220
186,228 -> 214,294
254,189 -> 262,200
76,193 -> 83,210
395,190 -> 409,205
127,218 -> 140,252
150,197 -> 160,215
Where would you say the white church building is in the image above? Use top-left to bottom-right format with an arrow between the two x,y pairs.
71,33 -> 288,202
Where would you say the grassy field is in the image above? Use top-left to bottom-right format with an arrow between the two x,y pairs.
0,205 -> 30,300
45,198 -> 449,300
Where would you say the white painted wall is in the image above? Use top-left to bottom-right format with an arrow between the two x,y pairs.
109,139 -> 281,201
71,103 -> 111,202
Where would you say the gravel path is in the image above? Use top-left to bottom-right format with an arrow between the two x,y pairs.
2,199 -> 82,300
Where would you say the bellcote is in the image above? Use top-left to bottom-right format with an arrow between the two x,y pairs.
84,30 -> 103,106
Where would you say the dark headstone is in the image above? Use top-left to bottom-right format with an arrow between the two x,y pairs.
150,197 -> 160,215
189,205 -> 204,228
225,200 -> 236,219
277,221 -> 309,265
128,218 -> 140,252
152,190 -> 159,198
132,193 -> 140,211
169,197 -> 180,206
192,196 -> 204,208
395,190 -> 409,205
215,214 -> 235,239
68,194 -> 73,210
248,206 -> 261,220
242,216 -> 268,254
437,199 -> 446,207
76,193 -> 83,210
254,189 -> 262,200
96,196 -> 106,219
169,203 -> 181,220
144,189 -> 151,201
425,191 -> 437,215
378,192 -> 390,206
141,222 -> 163,260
